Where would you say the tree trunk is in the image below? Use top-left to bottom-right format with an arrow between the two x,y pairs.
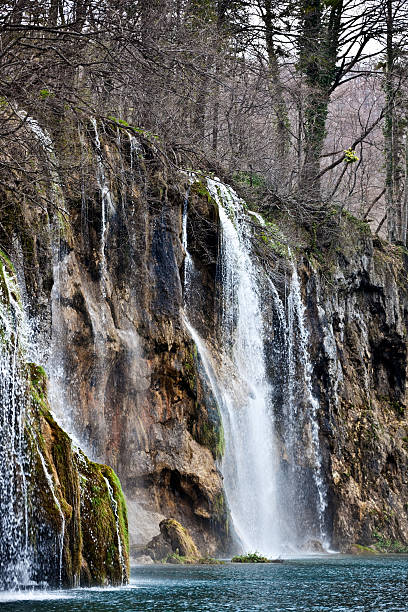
401,129 -> 408,246
262,1 -> 290,185
385,0 -> 396,243
297,0 -> 343,203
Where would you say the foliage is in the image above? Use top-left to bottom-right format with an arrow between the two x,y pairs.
39,89 -> 53,99
231,552 -> 271,563
372,531 -> 408,553
344,148 -> 359,164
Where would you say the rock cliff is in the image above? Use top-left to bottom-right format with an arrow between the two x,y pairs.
1,115 -> 408,560
304,232 -> 408,551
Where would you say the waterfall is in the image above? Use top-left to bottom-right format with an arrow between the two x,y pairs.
183,177 -> 329,555
34,442 -> 65,586
91,118 -> 114,292
128,132 -> 141,172
103,477 -> 125,585
182,190 -> 194,304
286,262 -> 328,545
206,178 -> 280,554
0,264 -> 31,589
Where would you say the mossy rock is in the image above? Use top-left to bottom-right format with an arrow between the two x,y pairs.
0,248 -> 130,588
77,454 -> 130,585
349,544 -> 379,555
26,374 -> 130,586
160,518 -> 199,559
143,518 -> 200,563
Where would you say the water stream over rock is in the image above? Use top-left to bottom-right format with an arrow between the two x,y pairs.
0,265 -> 31,589
183,177 -> 328,555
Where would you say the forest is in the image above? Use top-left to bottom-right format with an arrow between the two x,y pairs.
1,0 -> 408,244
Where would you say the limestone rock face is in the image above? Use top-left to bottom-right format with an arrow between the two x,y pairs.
2,116 -> 408,558
0,252 -> 129,588
302,235 -> 408,551
0,120 -> 228,558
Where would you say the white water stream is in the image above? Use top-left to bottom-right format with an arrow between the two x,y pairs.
183,177 -> 328,555
0,267 -> 31,589
91,118 -> 115,294
103,477 -> 126,585
287,263 -> 328,543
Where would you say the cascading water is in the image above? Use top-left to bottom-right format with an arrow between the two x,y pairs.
0,264 -> 31,590
103,477 -> 126,585
0,256 -> 70,590
206,178 -> 281,554
285,261 -> 328,545
183,179 -> 281,554
91,117 -> 115,293
183,176 -> 329,555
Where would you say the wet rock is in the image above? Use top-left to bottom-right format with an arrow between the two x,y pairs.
302,539 -> 325,553
142,518 -> 200,562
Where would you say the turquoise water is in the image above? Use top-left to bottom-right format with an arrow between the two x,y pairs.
0,556 -> 407,611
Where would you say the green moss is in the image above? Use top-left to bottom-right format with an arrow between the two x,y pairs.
102,465 -> 130,559
163,552 -> 190,564
197,418 -> 225,460
257,221 -> 288,258
340,209 -> 371,235
213,492 -> 227,521
0,248 -> 15,273
352,544 -> 379,555
183,351 -> 197,394
28,363 -> 47,403
191,180 -> 216,206
107,116 -> 160,142
163,552 -> 223,565
77,457 -> 130,584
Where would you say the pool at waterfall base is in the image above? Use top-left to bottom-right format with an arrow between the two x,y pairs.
0,556 -> 407,611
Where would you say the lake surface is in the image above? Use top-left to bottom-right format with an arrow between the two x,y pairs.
1,556 -> 407,611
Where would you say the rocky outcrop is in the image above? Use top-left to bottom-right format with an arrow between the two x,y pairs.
28,380 -> 130,587
2,112 -> 408,559
302,231 -> 408,551
0,252 -> 129,588
142,518 -> 200,563
0,118 -> 229,559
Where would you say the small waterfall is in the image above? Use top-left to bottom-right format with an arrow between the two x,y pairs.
103,477 -> 125,585
286,263 -> 328,543
128,132 -> 141,172
0,264 -> 31,589
182,190 -> 194,304
91,118 -> 114,292
33,442 -> 65,586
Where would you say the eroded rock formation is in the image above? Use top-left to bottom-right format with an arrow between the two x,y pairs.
1,116 -> 408,561
0,252 -> 129,588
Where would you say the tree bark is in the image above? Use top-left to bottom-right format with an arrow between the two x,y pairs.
385,0 -> 396,243
401,129 -> 408,246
